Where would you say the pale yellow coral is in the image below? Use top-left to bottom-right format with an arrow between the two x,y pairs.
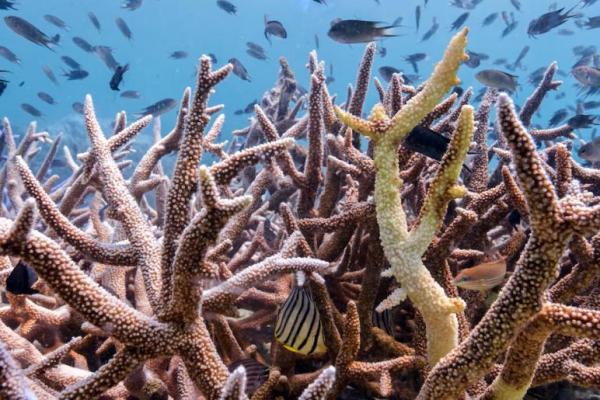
334,28 -> 470,365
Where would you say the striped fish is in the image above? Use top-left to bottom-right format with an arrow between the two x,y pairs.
274,274 -> 326,355
373,308 -> 394,336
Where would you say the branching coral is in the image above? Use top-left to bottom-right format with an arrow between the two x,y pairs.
1,25 -> 600,400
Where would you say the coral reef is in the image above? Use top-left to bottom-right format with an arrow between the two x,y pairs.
1,28 -> 600,400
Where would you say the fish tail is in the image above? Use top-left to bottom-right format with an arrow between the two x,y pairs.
378,27 -> 398,38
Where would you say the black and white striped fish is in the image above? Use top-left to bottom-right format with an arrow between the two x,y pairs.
274,273 -> 326,355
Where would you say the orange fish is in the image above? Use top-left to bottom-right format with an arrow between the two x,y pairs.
453,258 -> 507,291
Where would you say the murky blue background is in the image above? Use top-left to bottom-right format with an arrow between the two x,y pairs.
1,0 -> 599,149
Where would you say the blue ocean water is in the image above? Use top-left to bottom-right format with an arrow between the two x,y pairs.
0,0 -> 599,148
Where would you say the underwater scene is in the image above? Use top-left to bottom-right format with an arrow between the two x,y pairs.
2,0 -> 600,399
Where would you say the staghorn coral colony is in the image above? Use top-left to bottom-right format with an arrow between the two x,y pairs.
1,27 -> 600,400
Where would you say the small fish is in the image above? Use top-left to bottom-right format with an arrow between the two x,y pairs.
44,14 -> 69,31
72,102 -> 84,114
4,16 -> 60,50
243,99 -> 258,113
42,65 -> 59,85
404,53 -> 426,74
247,48 -> 267,61
122,0 -> 143,10
274,273 -> 326,356
264,15 -> 287,44
378,66 -> 400,83
0,46 -> 20,64
94,45 -> 119,71
314,34 -> 319,49
582,0 -> 599,6
0,0 -> 16,10
549,108 -> 568,126
578,137 -> 600,161
528,5 -> 578,37
61,55 -> 81,70
115,18 -> 133,40
136,98 -> 177,117
510,0 -> 521,11
404,125 -> 469,167
584,100 -> 600,110
72,36 -> 94,53
110,64 -> 129,91
573,45 -> 597,57
169,50 -> 188,59
450,12 -> 470,31
0,79 -> 7,97
583,16 -> 600,29
454,258 -> 507,291
120,90 -> 141,99
228,57 -> 251,81
421,17 -> 439,41
378,47 -> 387,57
21,103 -> 43,117
216,0 -> 237,15
482,12 -> 498,26
63,69 -> 89,80
246,41 -> 265,54
511,45 -> 530,70
227,359 -> 269,396
37,91 -> 56,105
508,209 -> 521,228
329,18 -> 399,44
88,12 -> 101,31
6,261 -> 38,295
208,53 -> 218,64
558,28 -> 574,35
568,114 -> 599,129
501,21 -> 518,37
464,50 -> 488,68
572,66 -> 600,90
475,69 -> 518,92
415,5 -> 421,32
373,308 -> 394,336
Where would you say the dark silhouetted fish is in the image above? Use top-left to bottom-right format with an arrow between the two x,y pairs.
94,46 -> 119,71
404,125 -> 468,165
450,12 -> 470,31
21,103 -> 43,117
61,56 -> 81,70
115,18 -> 133,40
573,45 -> 597,57
502,20 -> 518,37
247,48 -> 267,61
0,46 -> 20,64
246,41 -> 265,54
549,109 -> 568,126
264,15 -> 287,44
208,53 -> 218,64
216,0 -> 236,15
328,18 -> 399,44
88,12 -> 101,31
583,16 -> 600,29
584,100 -> 600,110
464,50 -> 488,68
378,66 -> 400,83
4,16 -> 60,50
568,114 -> 599,129
228,57 -> 251,81
42,65 -> 59,85
421,17 -> 439,41
404,53 -> 426,73
314,34 -> 319,49
482,12 -> 498,26
415,5 -> 421,32
73,36 -> 94,53
169,50 -> 188,59
527,5 -> 578,37
63,69 -> 89,80
120,90 -> 140,99
136,98 -> 177,117
0,0 -> 16,10
110,64 -> 129,90
511,46 -> 530,70
558,28 -> 574,35
6,261 -> 38,295
378,46 -> 387,57
243,99 -> 258,113
72,102 -> 84,114
44,14 -> 69,31
37,92 -> 56,105
0,79 -> 7,96
122,0 -> 143,10
510,0 -> 521,11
